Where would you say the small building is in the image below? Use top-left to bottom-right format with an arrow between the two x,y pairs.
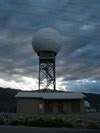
15,92 -> 85,114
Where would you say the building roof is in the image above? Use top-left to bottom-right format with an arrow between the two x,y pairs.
15,92 -> 85,99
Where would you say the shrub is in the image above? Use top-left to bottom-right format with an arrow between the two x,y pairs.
0,118 -> 4,125
86,122 -> 99,129
45,119 -> 64,127
22,118 -> 47,127
64,121 -> 73,128
25,118 -> 64,127
10,119 -> 20,125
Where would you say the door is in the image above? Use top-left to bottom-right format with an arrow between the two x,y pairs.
58,102 -> 63,113
71,101 -> 80,113
44,101 -> 53,114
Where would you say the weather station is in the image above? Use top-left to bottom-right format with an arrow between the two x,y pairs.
32,28 -> 62,91
16,28 -> 85,115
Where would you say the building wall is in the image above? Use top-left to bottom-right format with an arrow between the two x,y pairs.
44,99 -> 84,114
63,101 -> 72,113
80,99 -> 85,113
44,100 -> 72,114
16,98 -> 84,114
17,98 -> 44,114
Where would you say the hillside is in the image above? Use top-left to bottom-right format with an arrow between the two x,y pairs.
0,87 -> 20,112
0,87 -> 100,113
83,92 -> 100,111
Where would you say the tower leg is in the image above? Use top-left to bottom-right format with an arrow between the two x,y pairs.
39,58 -> 56,91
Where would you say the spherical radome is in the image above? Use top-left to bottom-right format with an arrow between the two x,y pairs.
84,101 -> 90,108
32,28 -> 62,55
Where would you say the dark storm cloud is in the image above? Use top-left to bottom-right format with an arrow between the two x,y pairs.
0,0 -> 100,93
64,80 -> 100,94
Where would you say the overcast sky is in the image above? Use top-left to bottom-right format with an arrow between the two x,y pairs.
0,0 -> 100,93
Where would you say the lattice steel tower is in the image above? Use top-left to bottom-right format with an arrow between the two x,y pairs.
32,28 -> 61,91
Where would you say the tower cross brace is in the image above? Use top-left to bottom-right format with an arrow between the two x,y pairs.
39,52 -> 56,91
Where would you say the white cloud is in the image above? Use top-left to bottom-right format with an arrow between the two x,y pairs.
0,76 -> 38,90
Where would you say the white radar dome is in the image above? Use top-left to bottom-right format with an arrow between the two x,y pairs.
32,28 -> 61,55
84,101 -> 90,108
